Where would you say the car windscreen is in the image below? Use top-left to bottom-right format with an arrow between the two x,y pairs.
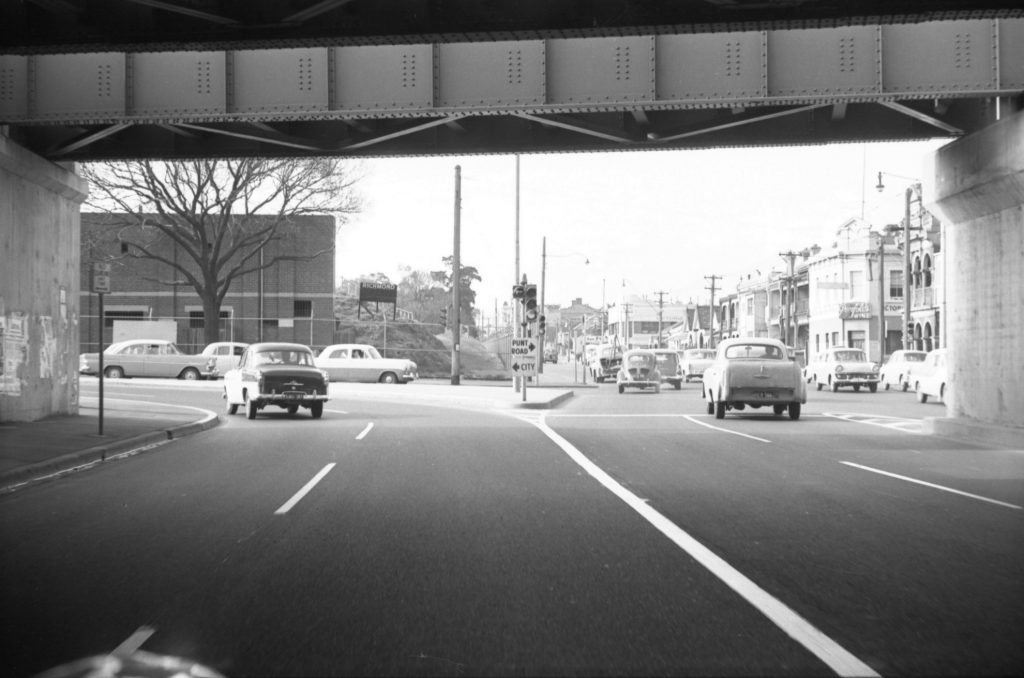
834,350 -> 866,361
723,344 -> 784,360
255,349 -> 314,366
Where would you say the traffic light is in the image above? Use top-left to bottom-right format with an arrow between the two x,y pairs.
538,314 -> 546,335
524,284 -> 538,322
512,283 -> 525,300
440,306 -> 448,329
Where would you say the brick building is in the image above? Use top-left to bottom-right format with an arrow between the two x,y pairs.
79,213 -> 336,353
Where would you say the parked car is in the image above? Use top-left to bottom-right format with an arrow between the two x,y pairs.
315,343 -> 418,383
543,345 -> 558,363
652,349 -> 683,389
616,349 -> 662,394
703,338 -> 806,419
805,347 -> 880,392
678,348 -> 716,382
879,349 -> 927,391
79,339 -> 217,380
589,343 -> 623,383
911,348 -> 948,404
201,341 -> 249,378
223,342 -> 329,419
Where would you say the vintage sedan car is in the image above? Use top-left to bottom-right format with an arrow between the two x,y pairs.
652,349 -> 683,389
678,348 -> 716,382
223,342 -> 329,419
805,347 -> 880,392
878,349 -> 927,391
616,349 -> 662,394
200,341 -> 249,378
911,348 -> 948,404
314,343 -> 418,383
589,343 -> 624,383
703,338 -> 806,420
79,339 -> 217,380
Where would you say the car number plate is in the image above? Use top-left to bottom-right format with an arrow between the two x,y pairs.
754,391 -> 774,399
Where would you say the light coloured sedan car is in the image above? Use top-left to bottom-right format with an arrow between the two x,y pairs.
616,349 -> 662,394
703,338 -> 806,420
805,347 -> 880,392
223,342 -> 329,419
653,349 -> 683,389
201,341 -> 249,378
679,348 -> 716,382
912,348 -> 948,404
79,339 -> 217,380
879,349 -> 927,391
315,343 -> 418,383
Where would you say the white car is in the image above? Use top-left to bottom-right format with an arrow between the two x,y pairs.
200,341 -> 249,378
315,343 -> 418,383
678,348 -> 716,382
703,338 -> 806,420
879,349 -> 927,391
805,347 -> 880,392
911,348 -> 948,404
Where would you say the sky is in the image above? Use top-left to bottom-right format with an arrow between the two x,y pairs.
335,139 -> 947,323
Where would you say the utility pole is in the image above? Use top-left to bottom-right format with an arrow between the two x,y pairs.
778,251 -> 799,347
622,303 -> 633,347
704,274 -> 721,349
654,290 -> 667,348
451,165 -> 461,385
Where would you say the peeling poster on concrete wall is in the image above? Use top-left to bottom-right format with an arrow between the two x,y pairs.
2,311 -> 27,396
40,315 -> 54,379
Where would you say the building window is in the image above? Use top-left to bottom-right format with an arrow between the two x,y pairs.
294,300 -> 312,318
889,270 -> 904,299
848,330 -> 866,351
746,298 -> 753,316
849,271 -> 864,299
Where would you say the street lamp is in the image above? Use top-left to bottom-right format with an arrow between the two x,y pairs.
876,171 -> 923,351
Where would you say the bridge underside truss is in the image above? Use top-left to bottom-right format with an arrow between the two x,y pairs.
3,18 -> 1022,160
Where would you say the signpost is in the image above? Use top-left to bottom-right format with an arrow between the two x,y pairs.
91,262 -> 111,435
510,338 -> 537,377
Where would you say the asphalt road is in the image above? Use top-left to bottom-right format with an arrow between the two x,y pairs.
2,375 -> 1022,677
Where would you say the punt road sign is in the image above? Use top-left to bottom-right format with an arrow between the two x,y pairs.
510,338 -> 537,373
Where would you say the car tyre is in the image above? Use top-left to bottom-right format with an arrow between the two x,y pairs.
310,402 -> 324,419
245,393 -> 258,419
788,402 -> 801,420
916,385 -> 927,403
706,398 -> 714,415
884,382 -> 890,391
104,365 -> 124,379
901,380 -> 909,392
618,384 -> 625,394
816,380 -> 823,392
715,401 -> 726,419
868,383 -> 877,393
225,393 -> 238,415
179,367 -> 200,380
379,372 -> 398,384
831,380 -> 839,393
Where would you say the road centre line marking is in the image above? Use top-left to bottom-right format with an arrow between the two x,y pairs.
275,463 -> 336,515
532,414 -> 878,678
682,415 -> 772,443
840,462 -> 1022,510
356,423 -> 374,440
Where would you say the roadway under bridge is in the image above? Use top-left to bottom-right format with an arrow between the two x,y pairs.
1,0 -> 1022,442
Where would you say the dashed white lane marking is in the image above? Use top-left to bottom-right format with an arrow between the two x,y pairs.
529,413 -> 878,678
275,463 -> 336,515
841,462 -> 1022,510
356,423 -> 374,440
681,415 -> 772,443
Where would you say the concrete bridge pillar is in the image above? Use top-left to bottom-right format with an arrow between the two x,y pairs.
0,134 -> 88,422
925,110 -> 1024,444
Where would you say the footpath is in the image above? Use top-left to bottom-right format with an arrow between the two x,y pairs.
0,359 -> 593,492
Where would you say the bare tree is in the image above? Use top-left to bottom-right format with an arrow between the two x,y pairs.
82,158 -> 362,345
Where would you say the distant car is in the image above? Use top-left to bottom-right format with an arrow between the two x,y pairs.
543,345 -> 558,363
589,343 -> 623,383
616,349 -> 662,394
201,341 -> 249,378
223,342 -> 329,419
652,349 -> 683,389
912,348 -> 948,404
879,350 -> 927,391
805,347 -> 880,392
315,343 -> 418,383
79,339 -> 217,380
703,338 -> 806,419
678,348 -> 716,382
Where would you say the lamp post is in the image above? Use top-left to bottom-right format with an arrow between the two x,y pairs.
876,172 -> 923,351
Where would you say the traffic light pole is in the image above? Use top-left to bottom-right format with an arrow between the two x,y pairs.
451,165 -> 461,385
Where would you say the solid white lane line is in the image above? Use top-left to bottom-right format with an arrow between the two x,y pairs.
275,463 -> 336,515
533,414 -> 877,678
840,462 -> 1023,510
682,415 -> 772,443
356,423 -> 374,440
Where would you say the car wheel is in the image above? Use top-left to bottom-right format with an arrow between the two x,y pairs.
618,384 -> 625,394
788,402 -> 801,420
104,365 -> 124,379
884,382 -> 890,391
245,393 -> 258,419
901,380 -> 909,392
706,400 -> 714,415
815,379 -> 823,391
179,367 -> 200,380
831,380 -> 839,393
773,404 -> 786,416
868,383 -> 877,393
715,401 -> 726,419
939,384 -> 945,402
287,405 -> 299,416
310,402 -> 324,419
916,384 -> 927,403
379,372 -> 398,384
225,392 -> 238,415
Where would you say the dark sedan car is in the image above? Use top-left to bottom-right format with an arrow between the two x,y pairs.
223,342 -> 329,419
